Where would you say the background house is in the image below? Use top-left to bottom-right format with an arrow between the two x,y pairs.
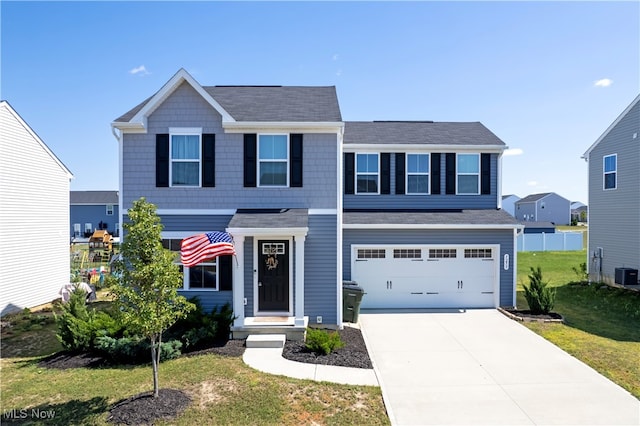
582,94 -> 640,285
0,101 -> 73,316
501,194 -> 520,216
514,192 -> 571,225
70,190 -> 119,240
570,201 -> 588,223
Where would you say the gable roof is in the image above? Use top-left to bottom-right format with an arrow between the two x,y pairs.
516,192 -> 570,204
113,69 -> 342,128
0,100 -> 73,179
582,93 -> 640,159
343,121 -> 506,149
70,191 -> 118,205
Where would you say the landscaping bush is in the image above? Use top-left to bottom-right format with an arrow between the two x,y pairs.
166,300 -> 235,350
305,328 -> 345,355
571,262 -> 589,283
54,288 -> 125,353
523,266 -> 556,314
96,336 -> 182,364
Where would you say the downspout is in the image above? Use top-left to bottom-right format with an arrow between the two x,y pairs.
513,225 -> 525,308
111,125 -> 124,242
336,123 -> 345,328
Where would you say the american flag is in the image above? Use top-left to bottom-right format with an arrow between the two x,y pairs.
180,232 -> 236,267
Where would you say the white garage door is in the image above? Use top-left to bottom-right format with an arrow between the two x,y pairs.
352,245 -> 498,309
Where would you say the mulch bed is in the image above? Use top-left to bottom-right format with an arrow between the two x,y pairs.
107,388 -> 191,425
282,326 -> 373,369
499,307 -> 564,323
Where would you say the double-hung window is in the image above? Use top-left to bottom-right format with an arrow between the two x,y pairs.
603,154 -> 617,190
356,153 -> 379,194
162,238 -> 218,290
258,134 -> 288,186
170,131 -> 201,187
106,204 -> 114,216
407,153 -> 429,194
457,153 -> 480,194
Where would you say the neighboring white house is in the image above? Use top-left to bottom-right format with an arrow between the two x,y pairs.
501,194 -> 520,217
0,101 -> 73,316
514,192 -> 571,225
582,94 -> 640,285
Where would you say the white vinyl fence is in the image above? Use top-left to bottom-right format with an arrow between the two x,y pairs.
517,231 -> 584,252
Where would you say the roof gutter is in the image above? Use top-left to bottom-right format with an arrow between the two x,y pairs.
222,121 -> 344,134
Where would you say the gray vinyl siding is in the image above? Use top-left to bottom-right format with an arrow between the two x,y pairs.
587,100 -> 640,283
181,291 -> 233,314
158,215 -> 233,232
304,215 -> 339,325
344,153 -> 498,210
342,228 -> 515,307
122,82 -> 338,211
0,103 -> 72,316
515,194 -> 570,225
70,204 -> 120,237
243,238 -> 254,318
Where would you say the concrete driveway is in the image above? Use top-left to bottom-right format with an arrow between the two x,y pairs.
359,309 -> 640,425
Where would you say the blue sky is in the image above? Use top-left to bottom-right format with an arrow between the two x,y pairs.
2,1 -> 639,204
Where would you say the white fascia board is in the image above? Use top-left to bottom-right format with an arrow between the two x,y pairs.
308,209 -> 338,215
582,93 -> 640,160
343,144 -> 505,153
126,68 -> 235,129
343,223 -> 525,230
223,121 -> 344,134
226,227 -> 309,237
111,121 -> 146,133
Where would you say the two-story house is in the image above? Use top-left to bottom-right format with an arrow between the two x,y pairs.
514,192 -> 571,225
112,69 -> 521,339
70,190 -> 119,239
582,94 -> 640,286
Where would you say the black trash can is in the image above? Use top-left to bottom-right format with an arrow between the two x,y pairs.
343,280 -> 365,323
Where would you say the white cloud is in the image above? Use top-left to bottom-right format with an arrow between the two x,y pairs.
594,78 -> 613,87
336,69 -> 343,77
527,180 -> 538,187
503,148 -> 523,156
129,65 -> 150,76
332,54 -> 339,61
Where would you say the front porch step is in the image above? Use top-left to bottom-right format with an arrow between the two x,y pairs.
246,334 -> 287,349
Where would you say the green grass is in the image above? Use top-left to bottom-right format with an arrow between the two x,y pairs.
516,249 -> 640,398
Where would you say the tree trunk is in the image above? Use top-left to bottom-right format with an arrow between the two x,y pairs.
151,335 -> 159,398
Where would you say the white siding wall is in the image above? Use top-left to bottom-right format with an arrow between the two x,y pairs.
0,103 -> 72,315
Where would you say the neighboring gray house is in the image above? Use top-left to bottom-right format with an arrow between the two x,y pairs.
514,192 -> 571,225
112,69 -> 522,339
570,201 -> 588,223
582,94 -> 640,285
501,194 -> 520,216
70,190 -> 119,239
0,101 -> 74,316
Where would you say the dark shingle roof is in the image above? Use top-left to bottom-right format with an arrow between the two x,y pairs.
516,193 -> 552,203
228,208 -> 308,229
70,191 -> 118,205
343,121 -> 505,146
343,209 -> 520,226
114,86 -> 342,123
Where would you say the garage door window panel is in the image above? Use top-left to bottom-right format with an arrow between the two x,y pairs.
357,248 -> 386,259
393,249 -> 422,259
429,248 -> 457,259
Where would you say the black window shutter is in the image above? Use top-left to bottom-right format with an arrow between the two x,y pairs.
445,153 -> 456,195
431,153 -> 441,194
290,134 -> 303,187
344,153 -> 355,194
395,153 -> 405,195
219,255 -> 232,291
202,134 -> 215,187
243,134 -> 257,187
156,134 -> 169,187
380,153 -> 391,194
481,153 -> 491,195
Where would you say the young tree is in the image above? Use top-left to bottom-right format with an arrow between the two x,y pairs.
111,197 -> 194,397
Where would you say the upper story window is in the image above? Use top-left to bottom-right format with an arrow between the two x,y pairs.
603,154 -> 617,190
171,131 -> 201,187
356,153 -> 379,194
457,153 -> 480,194
407,153 -> 429,194
258,134 -> 288,186
106,204 -> 114,216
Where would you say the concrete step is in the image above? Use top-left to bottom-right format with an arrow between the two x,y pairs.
246,334 -> 287,348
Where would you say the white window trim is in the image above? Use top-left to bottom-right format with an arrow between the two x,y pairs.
257,133 -> 289,188
355,152 -> 380,195
603,153 -> 617,191
406,153 -> 430,195
106,204 -> 114,216
456,153 -> 480,195
169,128 -> 202,188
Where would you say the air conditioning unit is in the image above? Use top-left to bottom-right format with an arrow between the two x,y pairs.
615,268 -> 638,285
